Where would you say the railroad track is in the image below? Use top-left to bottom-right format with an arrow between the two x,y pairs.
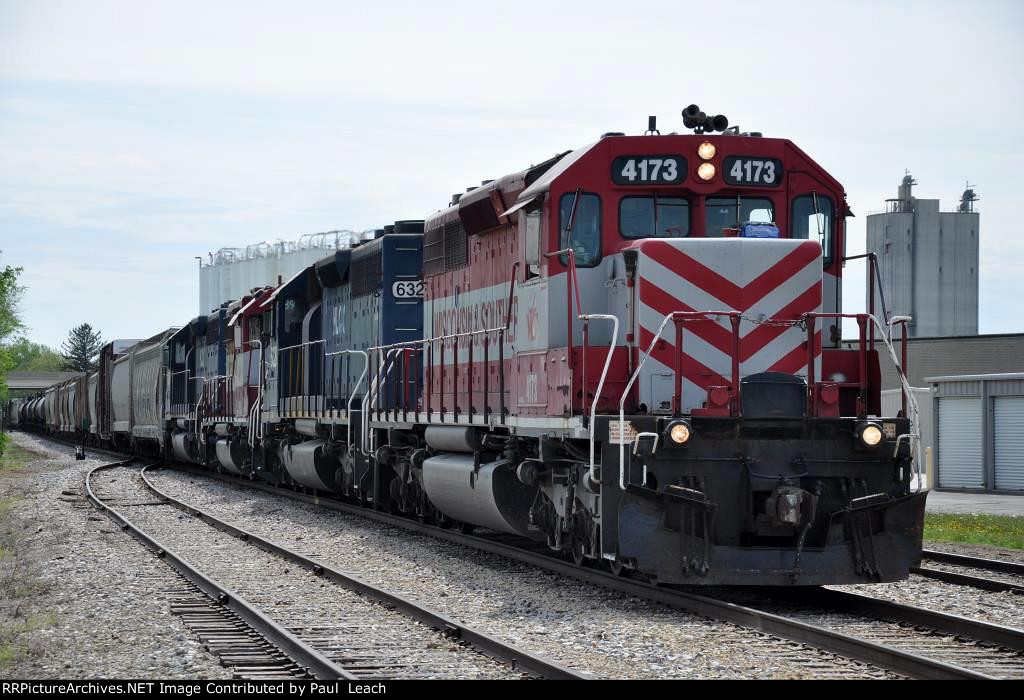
715,587 -> 1024,679
913,550 -> 1024,595
87,460 -> 585,680
35,434 -> 1022,680
163,463 -> 1024,680
86,459 -> 345,680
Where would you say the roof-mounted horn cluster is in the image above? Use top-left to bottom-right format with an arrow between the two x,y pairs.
682,104 -> 728,134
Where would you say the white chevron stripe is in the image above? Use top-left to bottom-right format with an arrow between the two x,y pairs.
639,254 -> 822,337
653,238 -> 811,286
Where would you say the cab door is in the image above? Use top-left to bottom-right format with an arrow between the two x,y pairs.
787,170 -> 841,347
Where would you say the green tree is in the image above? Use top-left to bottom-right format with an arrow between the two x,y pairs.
7,338 -> 64,372
0,254 -> 26,402
61,323 -> 103,373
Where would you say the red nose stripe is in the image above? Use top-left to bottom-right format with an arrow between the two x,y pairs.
642,239 -> 821,311
767,330 -> 822,375
638,327 -> 729,389
639,281 -> 820,362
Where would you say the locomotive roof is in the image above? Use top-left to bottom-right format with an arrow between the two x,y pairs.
514,133 -> 842,204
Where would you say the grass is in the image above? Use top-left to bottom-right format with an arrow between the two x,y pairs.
0,440 -> 36,473
0,612 -> 56,670
924,512 -> 1024,550
0,436 -> 54,672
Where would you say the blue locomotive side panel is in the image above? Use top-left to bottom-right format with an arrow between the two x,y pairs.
273,266 -> 323,414
194,309 -> 226,383
319,250 -> 355,412
335,229 -> 424,412
167,324 -> 197,419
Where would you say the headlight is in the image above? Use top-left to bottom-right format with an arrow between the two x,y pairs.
859,423 -> 883,447
697,163 -> 716,181
667,421 -> 691,445
697,141 -> 716,160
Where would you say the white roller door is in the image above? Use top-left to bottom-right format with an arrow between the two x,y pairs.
994,396 -> 1024,491
937,397 -> 984,489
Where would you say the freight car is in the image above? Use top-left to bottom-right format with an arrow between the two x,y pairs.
12,107 -> 925,586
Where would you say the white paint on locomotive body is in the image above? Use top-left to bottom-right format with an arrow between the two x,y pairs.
634,238 -> 822,413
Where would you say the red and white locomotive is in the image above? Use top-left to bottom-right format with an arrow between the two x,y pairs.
394,106 -> 924,584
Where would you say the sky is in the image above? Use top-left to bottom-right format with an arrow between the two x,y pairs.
1,0 -> 1022,348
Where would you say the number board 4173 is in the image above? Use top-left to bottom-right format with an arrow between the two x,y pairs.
612,155 -> 687,185
722,156 -> 783,186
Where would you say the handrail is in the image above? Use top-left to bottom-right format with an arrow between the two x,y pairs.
581,313 -> 618,488
617,310 -> 741,490
545,249 -> 582,412
247,340 -> 263,447
368,267 -> 519,427
324,349 -> 368,453
873,314 -> 921,491
803,312 -> 868,416
362,347 -> 415,455
804,311 -> 921,490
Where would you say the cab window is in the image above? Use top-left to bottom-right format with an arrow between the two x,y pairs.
705,196 -> 774,237
620,196 -> 689,238
559,192 -> 601,266
792,194 -> 834,264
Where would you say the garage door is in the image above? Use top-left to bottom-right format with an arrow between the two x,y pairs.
994,396 -> 1024,491
937,397 -> 984,489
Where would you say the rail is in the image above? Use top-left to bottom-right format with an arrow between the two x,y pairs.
140,464 -> 586,680
182,465 -> 1007,680
85,460 -> 350,680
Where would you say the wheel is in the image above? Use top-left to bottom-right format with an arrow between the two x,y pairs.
607,558 -> 630,577
570,535 -> 586,567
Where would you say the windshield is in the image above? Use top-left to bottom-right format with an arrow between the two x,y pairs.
792,194 -> 834,263
620,196 -> 689,238
559,192 -> 601,266
705,196 -> 774,237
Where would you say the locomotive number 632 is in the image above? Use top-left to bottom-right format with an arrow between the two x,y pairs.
392,280 -> 424,298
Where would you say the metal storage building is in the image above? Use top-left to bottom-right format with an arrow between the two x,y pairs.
929,373 -> 1024,492
198,230 -> 373,315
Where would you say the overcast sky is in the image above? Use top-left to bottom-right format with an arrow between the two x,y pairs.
1,0 -> 1022,348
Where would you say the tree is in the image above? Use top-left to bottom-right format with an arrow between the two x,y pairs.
61,323 -> 104,373
7,338 -> 64,372
0,254 -> 26,402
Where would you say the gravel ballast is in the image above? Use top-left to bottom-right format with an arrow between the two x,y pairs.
0,432 -> 230,679
147,466 -> 894,679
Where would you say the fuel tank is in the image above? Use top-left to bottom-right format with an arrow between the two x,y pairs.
215,437 -> 248,475
279,440 -> 338,492
421,453 -> 540,538
171,432 -> 199,464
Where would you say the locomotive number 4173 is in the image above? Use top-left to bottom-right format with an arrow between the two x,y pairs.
612,155 -> 686,185
723,156 -> 783,186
